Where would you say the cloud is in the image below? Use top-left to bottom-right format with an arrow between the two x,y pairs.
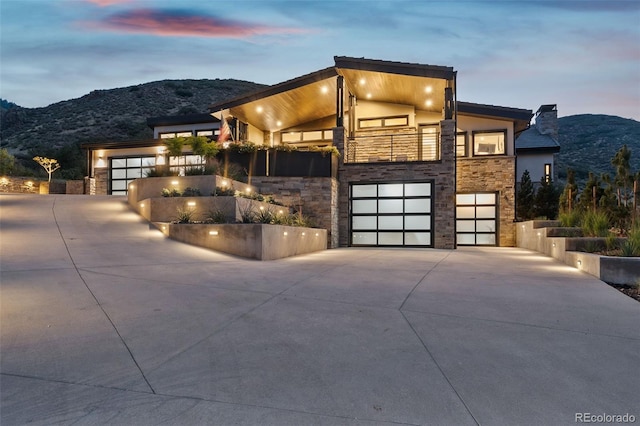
84,0 -> 133,6
81,8 -> 310,38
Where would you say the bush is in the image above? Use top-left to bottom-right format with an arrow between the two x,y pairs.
204,209 -> 227,224
161,188 -> 180,197
559,210 -> 581,227
581,210 -> 610,237
175,206 -> 196,223
181,187 -> 201,197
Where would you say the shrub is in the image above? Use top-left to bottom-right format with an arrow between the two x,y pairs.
181,187 -> 201,197
211,186 -> 235,196
559,210 -> 581,227
204,209 -> 227,224
184,166 -> 204,176
620,239 -> 640,257
175,206 -> 196,223
161,188 -> 180,197
581,210 -> 610,237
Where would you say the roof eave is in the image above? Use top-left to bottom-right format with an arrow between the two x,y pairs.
209,67 -> 338,112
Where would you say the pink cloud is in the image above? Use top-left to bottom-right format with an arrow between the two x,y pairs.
83,9 -> 309,38
84,0 -> 133,6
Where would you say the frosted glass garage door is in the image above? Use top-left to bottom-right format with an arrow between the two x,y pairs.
456,193 -> 497,246
350,182 -> 433,247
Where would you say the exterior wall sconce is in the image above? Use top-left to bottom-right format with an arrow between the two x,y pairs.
96,155 -> 106,168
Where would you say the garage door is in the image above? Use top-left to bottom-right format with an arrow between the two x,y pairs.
350,181 -> 433,247
456,192 -> 497,246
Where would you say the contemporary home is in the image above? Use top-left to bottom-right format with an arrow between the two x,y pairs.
84,56 -> 557,249
515,104 -> 561,185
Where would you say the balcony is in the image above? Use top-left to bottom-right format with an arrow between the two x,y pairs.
345,132 -> 440,163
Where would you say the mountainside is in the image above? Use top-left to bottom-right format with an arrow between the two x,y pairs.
556,114 -> 640,185
0,79 -> 265,155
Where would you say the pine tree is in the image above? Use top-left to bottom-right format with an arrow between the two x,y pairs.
535,176 -> 559,219
517,170 -> 535,220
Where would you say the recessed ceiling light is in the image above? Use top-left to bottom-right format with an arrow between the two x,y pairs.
425,99 -> 433,107
256,106 -> 263,113
366,93 -> 372,99
425,86 -> 433,93
359,78 -> 366,85
321,86 -> 328,94
276,120 -> 282,126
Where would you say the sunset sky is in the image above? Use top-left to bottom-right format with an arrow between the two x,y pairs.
1,0 -> 639,120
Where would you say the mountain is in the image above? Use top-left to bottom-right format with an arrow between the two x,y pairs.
0,79 -> 265,156
556,114 -> 640,185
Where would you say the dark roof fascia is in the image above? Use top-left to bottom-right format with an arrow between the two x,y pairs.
146,113 -> 219,129
516,146 -> 561,154
81,139 -> 159,150
458,101 -> 533,121
334,56 -> 455,80
209,67 -> 338,112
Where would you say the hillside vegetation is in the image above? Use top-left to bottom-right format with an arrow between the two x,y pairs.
0,79 -> 264,156
556,114 -> 640,185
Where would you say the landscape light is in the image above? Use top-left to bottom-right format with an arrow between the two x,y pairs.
209,230 -> 219,236
187,201 -> 196,207
171,180 -> 179,186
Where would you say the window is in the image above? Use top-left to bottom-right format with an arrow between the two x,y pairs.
419,125 -> 440,161
358,115 -> 409,129
544,163 -> 552,182
473,130 -> 506,156
160,131 -> 193,139
456,132 -> 467,157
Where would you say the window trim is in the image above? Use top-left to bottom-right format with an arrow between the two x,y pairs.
472,129 -> 507,156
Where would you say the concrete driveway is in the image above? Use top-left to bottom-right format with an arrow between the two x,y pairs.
1,194 -> 639,425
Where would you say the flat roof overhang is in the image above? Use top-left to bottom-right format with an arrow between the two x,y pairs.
209,57 -> 456,133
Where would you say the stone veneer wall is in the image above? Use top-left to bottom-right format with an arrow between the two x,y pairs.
0,177 -> 41,194
335,121 -> 456,249
250,176 -> 339,248
456,156 -> 516,247
94,168 -> 109,195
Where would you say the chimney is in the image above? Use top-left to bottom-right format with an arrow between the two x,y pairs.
535,104 -> 558,140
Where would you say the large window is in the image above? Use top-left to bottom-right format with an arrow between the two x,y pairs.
473,130 -> 506,156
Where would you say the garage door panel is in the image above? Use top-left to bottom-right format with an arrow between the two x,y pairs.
456,192 -> 497,246
378,216 -> 403,230
350,182 -> 432,247
405,199 -> 431,213
352,216 -> 377,230
378,199 -> 403,213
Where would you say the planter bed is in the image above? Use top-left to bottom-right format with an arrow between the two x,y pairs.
517,220 -> 640,286
155,223 -> 327,260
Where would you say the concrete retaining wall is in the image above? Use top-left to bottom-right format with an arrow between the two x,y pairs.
517,220 -> 640,285
158,223 -> 327,260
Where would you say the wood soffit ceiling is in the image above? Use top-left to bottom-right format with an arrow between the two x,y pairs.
216,68 -> 452,132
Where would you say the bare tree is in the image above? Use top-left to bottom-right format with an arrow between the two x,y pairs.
33,156 -> 61,182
